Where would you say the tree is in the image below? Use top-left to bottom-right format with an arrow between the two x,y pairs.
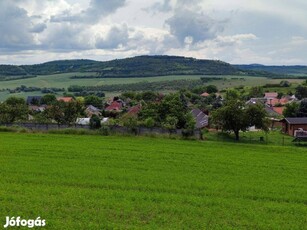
2,97 -> 28,122
140,91 -> 158,102
44,101 -> 65,124
245,104 -> 269,131
44,100 -> 84,125
143,117 -> 155,128
212,100 -> 268,140
297,99 -> 307,117
249,86 -> 264,98
41,94 -> 57,105
280,80 -> 291,87
211,100 -> 247,140
89,114 -> 101,129
283,102 -> 299,117
277,92 -> 284,99
225,89 -> 240,101
84,95 -> 102,108
206,85 -> 218,94
0,103 -> 10,123
295,85 -> 307,100
63,101 -> 85,124
162,116 -> 178,133
157,93 -> 189,128
123,117 -> 138,134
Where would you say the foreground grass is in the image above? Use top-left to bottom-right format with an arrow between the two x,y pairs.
0,133 -> 306,229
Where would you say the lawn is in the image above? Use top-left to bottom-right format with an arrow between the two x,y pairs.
0,132 -> 306,229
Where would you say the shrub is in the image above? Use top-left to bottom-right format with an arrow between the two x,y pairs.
90,115 -> 102,129
99,125 -> 110,136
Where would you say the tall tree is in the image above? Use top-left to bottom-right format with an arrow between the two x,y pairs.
2,97 -> 28,122
283,102 -> 299,117
212,100 -> 268,140
84,95 -> 102,108
295,85 -> 307,100
297,99 -> 307,117
41,94 -> 57,105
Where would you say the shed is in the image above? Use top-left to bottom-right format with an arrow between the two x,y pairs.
281,117 -> 307,136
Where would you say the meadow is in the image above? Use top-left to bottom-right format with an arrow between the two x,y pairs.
0,132 -> 306,229
0,72 -> 304,101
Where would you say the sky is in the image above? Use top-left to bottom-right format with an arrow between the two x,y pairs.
1,0 -> 307,65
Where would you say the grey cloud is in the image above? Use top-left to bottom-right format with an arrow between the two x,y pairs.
41,24 -> 93,51
96,24 -> 129,49
176,0 -> 202,6
51,0 -> 126,24
0,2 -> 35,50
145,0 -> 172,14
30,23 -> 47,33
166,9 -> 225,45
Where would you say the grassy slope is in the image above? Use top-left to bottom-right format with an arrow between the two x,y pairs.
1,73 -> 304,101
0,133 -> 306,229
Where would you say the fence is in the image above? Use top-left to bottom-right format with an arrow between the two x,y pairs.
1,123 -> 90,130
0,123 -> 203,139
203,130 -> 299,146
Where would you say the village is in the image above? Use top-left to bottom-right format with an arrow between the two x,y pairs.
1,84 -> 307,142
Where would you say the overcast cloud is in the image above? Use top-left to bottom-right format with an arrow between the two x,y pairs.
0,0 -> 307,65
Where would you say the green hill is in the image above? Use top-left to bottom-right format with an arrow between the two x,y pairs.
235,64 -> 307,76
2,56 -> 304,80
0,56 -> 239,78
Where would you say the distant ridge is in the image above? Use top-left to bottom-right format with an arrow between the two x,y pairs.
234,64 -> 307,75
0,55 -> 238,78
1,55 -> 306,79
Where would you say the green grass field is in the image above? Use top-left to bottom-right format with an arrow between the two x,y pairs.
0,132 -> 306,229
1,72 -> 304,101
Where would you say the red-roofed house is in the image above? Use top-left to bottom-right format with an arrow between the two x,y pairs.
105,101 -> 123,111
126,104 -> 141,117
200,92 -> 210,97
57,97 -> 74,103
272,107 -> 285,115
267,98 -> 289,106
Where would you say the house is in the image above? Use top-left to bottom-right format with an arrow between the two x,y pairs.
264,92 -> 278,99
26,96 -> 42,105
191,108 -> 208,129
57,97 -> 74,103
29,105 -> 47,112
281,117 -> 307,136
105,101 -> 123,112
267,97 -> 289,106
272,106 -> 285,115
200,92 -> 210,97
246,98 -> 266,105
85,105 -> 101,117
126,104 -> 141,117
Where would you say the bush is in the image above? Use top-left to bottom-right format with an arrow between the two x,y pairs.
99,125 -> 110,136
90,115 -> 102,129
181,129 -> 194,139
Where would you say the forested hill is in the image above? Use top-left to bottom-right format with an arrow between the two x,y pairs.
234,64 -> 307,75
0,56 -> 239,77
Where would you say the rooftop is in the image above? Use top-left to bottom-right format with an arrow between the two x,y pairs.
284,117 -> 307,124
